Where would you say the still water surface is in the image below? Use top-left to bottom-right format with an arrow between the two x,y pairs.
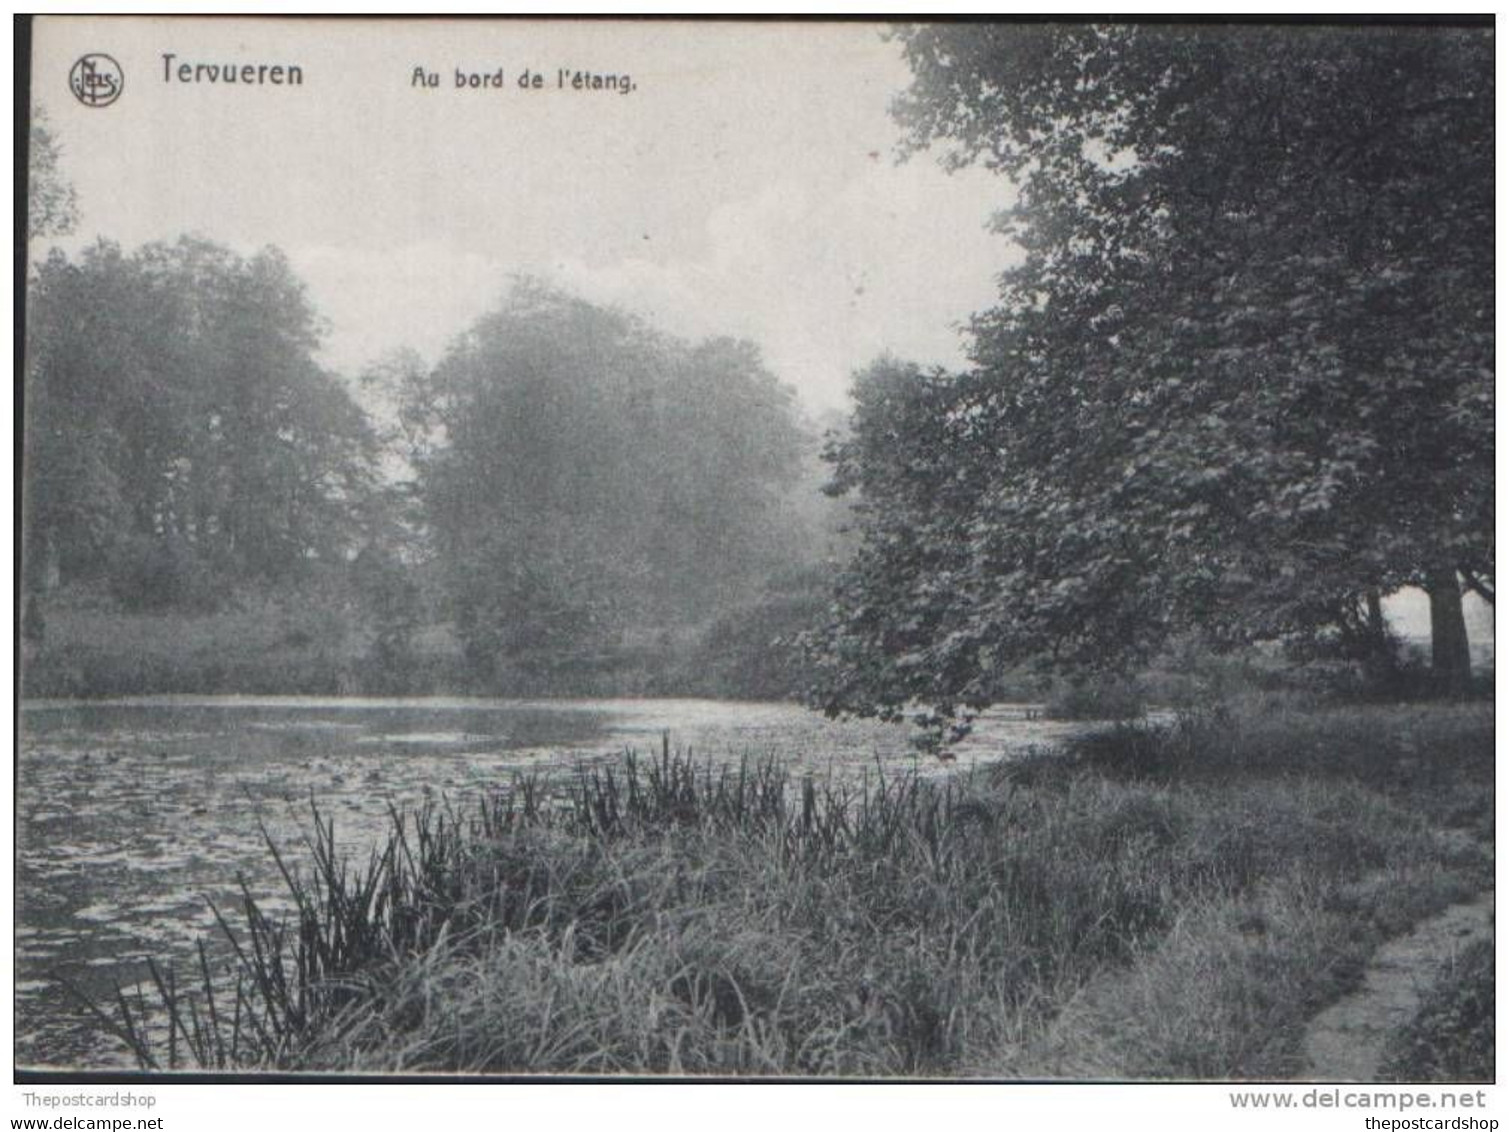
16,696 -> 1080,1068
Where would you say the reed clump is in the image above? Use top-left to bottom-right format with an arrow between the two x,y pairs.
70,704 -> 1493,1078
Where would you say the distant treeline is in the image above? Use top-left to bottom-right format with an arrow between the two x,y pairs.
23,240 -> 842,698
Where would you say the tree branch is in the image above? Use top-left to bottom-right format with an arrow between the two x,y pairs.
1461,570 -> 1495,606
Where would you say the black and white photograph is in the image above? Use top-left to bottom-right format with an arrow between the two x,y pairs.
16,13 -> 1495,1101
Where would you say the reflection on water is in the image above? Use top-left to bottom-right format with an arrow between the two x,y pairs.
16,696 -> 1079,1068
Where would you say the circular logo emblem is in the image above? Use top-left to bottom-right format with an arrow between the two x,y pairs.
69,54 -> 124,108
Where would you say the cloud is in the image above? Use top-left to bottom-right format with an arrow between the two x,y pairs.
291,240 -> 510,375
292,149 -> 1012,419
529,161 -> 1014,412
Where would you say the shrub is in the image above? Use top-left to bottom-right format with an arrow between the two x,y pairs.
1378,939 -> 1494,1083
106,535 -> 221,613
1044,676 -> 1146,721
692,569 -> 830,699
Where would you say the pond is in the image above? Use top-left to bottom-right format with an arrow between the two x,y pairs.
15,696 -> 1083,1069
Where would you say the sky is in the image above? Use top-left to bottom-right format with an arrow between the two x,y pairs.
31,17 -> 1015,417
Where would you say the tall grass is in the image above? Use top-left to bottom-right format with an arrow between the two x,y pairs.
70,705 -> 1494,1077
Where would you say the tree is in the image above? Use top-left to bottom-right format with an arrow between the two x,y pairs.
811,24 -> 1492,722
405,280 -> 811,686
28,110 -> 78,240
24,238 -> 377,604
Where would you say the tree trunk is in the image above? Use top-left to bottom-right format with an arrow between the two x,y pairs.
1360,588 -> 1398,692
1425,566 -> 1473,697
1365,589 -> 1387,639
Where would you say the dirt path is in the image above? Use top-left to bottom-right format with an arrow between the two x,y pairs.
1298,890 -> 1494,1081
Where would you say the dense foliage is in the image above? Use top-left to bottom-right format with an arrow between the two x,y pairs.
363,281 -> 817,685
25,238 -> 377,607
809,24 -> 1493,724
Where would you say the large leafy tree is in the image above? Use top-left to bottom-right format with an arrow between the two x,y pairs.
24,238 -> 376,604
405,281 -> 810,683
812,23 -> 1492,720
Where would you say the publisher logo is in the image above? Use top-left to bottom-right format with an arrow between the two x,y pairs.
69,54 -> 124,107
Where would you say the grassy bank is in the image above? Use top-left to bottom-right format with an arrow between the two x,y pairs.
76,700 -> 1493,1078
22,591 -> 412,698
23,586 -> 1492,706
20,590 -> 802,700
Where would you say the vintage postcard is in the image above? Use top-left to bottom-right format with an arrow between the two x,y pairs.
18,14 -> 1493,1095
